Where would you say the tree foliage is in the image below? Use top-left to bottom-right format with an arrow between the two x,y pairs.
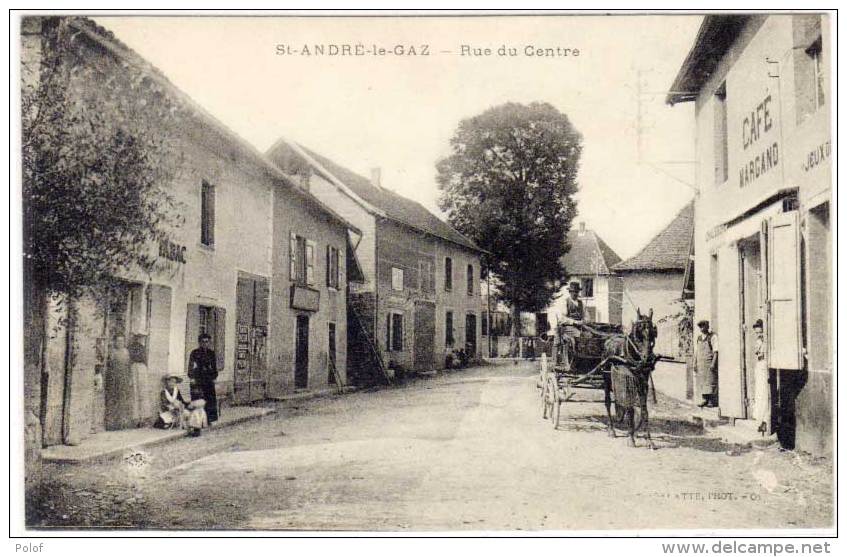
22,17 -> 184,300
437,102 -> 582,315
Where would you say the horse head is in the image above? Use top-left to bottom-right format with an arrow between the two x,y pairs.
630,307 -> 657,363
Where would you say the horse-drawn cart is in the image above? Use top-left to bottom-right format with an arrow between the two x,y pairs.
541,322 -> 622,429
540,312 -> 664,447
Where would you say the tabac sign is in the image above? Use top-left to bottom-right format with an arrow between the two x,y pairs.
737,94 -> 780,188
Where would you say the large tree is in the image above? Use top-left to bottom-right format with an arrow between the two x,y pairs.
22,17 -> 183,485
437,102 -> 582,330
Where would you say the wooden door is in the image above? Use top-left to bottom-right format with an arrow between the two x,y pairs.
413,301 -> 436,372
235,276 -> 269,403
717,243 -> 744,417
295,315 -> 309,389
465,313 -> 477,357
328,323 -> 337,385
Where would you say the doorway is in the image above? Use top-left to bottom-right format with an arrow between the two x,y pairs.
465,313 -> 477,357
413,301 -> 436,372
328,322 -> 337,385
295,314 -> 310,389
739,236 -> 763,419
235,275 -> 269,403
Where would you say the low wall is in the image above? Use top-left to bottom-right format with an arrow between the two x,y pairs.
651,360 -> 689,402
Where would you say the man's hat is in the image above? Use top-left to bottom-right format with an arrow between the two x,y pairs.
697,319 -> 710,329
753,319 -> 764,329
162,374 -> 183,383
567,282 -> 581,292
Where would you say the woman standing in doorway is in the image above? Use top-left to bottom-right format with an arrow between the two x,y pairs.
752,319 -> 771,435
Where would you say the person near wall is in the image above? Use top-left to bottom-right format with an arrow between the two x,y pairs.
105,334 -> 134,430
188,333 -> 219,423
752,319 -> 771,435
154,374 -> 189,429
694,320 -> 719,408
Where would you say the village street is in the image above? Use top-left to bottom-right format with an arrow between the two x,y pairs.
29,362 -> 832,532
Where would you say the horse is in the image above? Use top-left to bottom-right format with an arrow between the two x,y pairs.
602,308 -> 658,448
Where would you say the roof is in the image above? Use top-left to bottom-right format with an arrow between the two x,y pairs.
612,201 -> 694,273
62,17 -> 360,236
560,227 -> 622,277
266,140 -> 484,254
666,15 -> 751,105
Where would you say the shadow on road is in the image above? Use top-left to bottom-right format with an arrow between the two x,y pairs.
556,415 -> 753,454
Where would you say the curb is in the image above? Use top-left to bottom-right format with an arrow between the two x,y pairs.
42,408 -> 276,465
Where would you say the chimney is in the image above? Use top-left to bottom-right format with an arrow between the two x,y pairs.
579,221 -> 586,235
370,167 -> 382,189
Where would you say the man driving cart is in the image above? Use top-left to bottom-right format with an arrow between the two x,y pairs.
556,282 -> 585,368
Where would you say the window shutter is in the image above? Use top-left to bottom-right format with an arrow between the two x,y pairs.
207,184 -> 215,246
254,279 -> 270,327
306,240 -> 316,285
766,211 -> 802,369
326,245 -> 331,287
184,304 -> 201,376
289,233 -> 297,280
214,307 -> 226,374
236,278 -> 254,325
386,313 -> 392,351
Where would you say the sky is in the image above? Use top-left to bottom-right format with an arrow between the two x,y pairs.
96,14 -> 702,260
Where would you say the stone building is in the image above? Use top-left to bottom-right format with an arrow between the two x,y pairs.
24,17 -> 360,448
612,201 -> 694,360
668,14 -> 832,454
266,140 -> 485,380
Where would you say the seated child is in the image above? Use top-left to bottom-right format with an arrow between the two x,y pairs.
154,374 -> 189,429
185,384 -> 209,437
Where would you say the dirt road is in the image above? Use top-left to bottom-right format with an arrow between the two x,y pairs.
28,363 -> 833,531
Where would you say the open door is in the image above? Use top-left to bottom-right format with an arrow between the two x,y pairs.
766,211 -> 803,370
717,243 -> 745,417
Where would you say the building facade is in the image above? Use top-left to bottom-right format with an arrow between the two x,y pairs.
26,17 -> 358,447
668,14 -> 832,454
547,222 -> 623,326
612,201 -> 694,360
266,140 -> 485,380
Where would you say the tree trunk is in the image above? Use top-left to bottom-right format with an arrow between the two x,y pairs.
23,265 -> 45,490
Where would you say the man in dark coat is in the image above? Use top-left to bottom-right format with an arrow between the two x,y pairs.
188,333 -> 219,423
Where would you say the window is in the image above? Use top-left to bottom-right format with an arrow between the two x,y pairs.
419,260 -> 434,292
445,311 -> 454,346
444,257 -> 453,291
386,312 -> 404,352
714,83 -> 728,185
481,311 -> 488,336
810,39 -> 825,110
793,15 -> 825,123
467,264 -> 474,295
391,267 -> 404,291
200,181 -> 216,247
581,277 -> 594,298
305,241 -> 315,285
326,245 -> 340,289
289,234 -> 315,285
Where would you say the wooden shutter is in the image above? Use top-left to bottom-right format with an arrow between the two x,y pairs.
254,279 -> 270,327
214,307 -> 226,374
289,233 -> 297,281
767,211 -> 802,369
386,313 -> 392,351
306,240 -> 316,285
184,304 -> 201,375
716,244 -> 745,417
326,246 -> 331,287
236,277 -> 254,325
